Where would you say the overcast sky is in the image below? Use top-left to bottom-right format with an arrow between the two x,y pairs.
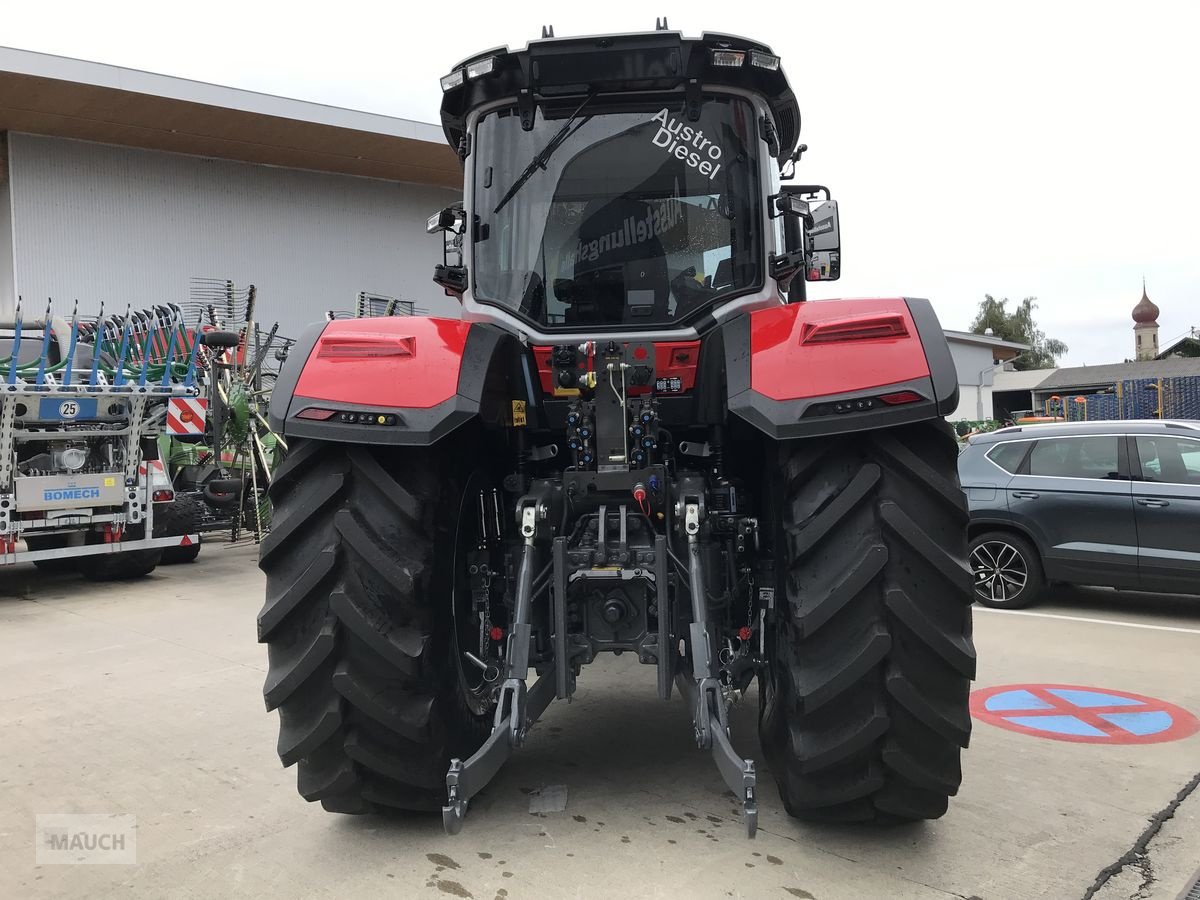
6,0 -> 1198,365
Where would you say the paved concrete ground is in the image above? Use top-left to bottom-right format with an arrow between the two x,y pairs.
2,543 -> 1198,899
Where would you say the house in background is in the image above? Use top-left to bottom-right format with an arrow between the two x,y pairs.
941,330 -> 1028,421
990,367 -> 1057,420
1157,327 -> 1200,360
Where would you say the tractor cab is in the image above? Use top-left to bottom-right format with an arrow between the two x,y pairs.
432,28 -> 840,339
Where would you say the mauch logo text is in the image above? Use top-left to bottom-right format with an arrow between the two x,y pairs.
36,814 -> 136,865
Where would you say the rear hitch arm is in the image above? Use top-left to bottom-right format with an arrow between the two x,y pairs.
680,500 -> 759,838
443,671 -> 557,835
444,501 -> 559,835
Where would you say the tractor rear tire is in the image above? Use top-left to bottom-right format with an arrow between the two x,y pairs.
156,496 -> 202,564
759,420 -> 976,823
257,438 -> 492,813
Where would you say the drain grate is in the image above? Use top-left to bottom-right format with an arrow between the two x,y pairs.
1183,867 -> 1200,900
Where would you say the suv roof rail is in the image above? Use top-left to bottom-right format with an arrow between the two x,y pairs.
984,419 -> 1200,438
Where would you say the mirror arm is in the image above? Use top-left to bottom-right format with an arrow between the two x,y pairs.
779,144 -> 807,180
784,184 -> 831,202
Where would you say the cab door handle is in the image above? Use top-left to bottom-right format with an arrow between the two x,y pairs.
1011,491 -> 1039,500
1136,498 -> 1170,508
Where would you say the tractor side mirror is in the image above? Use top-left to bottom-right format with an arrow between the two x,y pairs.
429,206 -> 467,297
805,200 -> 840,282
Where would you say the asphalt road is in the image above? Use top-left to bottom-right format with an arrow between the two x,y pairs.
2,543 -> 1198,899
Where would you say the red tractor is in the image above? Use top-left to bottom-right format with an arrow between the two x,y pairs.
258,25 -> 975,838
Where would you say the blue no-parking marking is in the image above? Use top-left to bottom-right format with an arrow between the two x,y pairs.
970,684 -> 1200,744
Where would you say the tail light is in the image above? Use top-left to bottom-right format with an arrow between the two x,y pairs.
801,314 -> 909,344
879,390 -> 924,406
295,407 -> 337,421
153,490 -> 174,502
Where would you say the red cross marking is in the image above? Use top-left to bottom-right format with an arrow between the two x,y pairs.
1008,686 -> 1141,737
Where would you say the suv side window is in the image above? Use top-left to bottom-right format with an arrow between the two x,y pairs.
1028,436 -> 1120,480
1135,435 -> 1200,485
985,440 -> 1033,474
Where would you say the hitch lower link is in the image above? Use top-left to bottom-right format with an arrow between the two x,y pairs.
679,501 -> 758,838
444,504 -> 552,834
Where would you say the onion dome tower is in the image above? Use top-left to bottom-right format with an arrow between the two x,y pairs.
1133,279 -> 1160,361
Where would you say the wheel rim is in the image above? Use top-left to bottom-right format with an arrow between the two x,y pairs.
970,540 -> 1028,603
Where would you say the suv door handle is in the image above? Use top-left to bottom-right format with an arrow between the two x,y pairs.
1010,491 -> 1040,500
1136,498 -> 1170,508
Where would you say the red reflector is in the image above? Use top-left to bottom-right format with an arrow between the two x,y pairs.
318,333 -> 415,359
489,626 -> 505,642
801,314 -> 909,344
153,490 -> 174,502
179,535 -> 193,546
879,390 -> 924,405
737,626 -> 753,642
295,407 -> 337,421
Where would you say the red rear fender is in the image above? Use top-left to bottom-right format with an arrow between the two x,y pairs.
294,317 -> 471,409
269,318 -> 517,447
723,298 -> 959,439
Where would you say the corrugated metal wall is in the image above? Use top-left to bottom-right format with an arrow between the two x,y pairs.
0,133 -> 15,318
8,133 -> 461,335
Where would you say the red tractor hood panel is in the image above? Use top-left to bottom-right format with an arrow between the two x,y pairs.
749,299 -> 930,401
293,317 -> 472,409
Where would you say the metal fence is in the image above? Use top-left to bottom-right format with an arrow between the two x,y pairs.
1057,376 -> 1200,421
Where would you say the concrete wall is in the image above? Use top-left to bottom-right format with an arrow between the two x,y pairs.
7,133 -> 461,335
946,340 -> 996,421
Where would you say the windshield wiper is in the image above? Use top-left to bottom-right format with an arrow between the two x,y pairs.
492,94 -> 594,215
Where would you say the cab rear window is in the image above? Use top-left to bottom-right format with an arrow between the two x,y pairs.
985,440 -> 1032,474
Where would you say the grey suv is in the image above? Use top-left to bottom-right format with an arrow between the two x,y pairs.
958,420 -> 1200,607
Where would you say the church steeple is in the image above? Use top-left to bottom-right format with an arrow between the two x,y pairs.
1132,279 -> 1160,360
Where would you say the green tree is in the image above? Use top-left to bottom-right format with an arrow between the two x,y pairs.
969,295 -> 1068,370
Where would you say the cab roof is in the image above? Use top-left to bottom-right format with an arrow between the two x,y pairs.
438,30 -> 801,167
